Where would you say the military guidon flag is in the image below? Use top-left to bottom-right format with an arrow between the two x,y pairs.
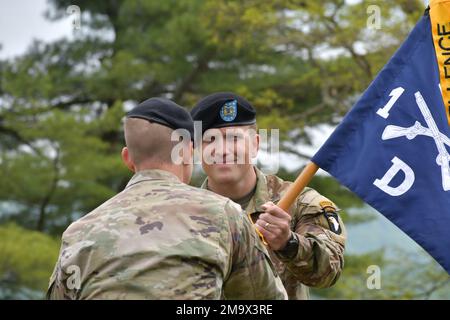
309,0 -> 450,273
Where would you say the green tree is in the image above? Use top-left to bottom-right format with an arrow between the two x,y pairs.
0,99 -> 127,234
1,0 -> 447,299
0,223 -> 60,299
311,248 -> 450,300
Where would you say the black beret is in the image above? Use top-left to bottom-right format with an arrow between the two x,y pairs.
126,97 -> 194,139
191,92 -> 256,133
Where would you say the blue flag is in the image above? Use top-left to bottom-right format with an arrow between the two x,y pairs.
312,11 -> 450,273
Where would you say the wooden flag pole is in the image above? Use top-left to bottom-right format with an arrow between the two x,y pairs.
277,161 -> 320,212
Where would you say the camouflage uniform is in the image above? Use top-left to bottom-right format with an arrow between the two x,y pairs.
47,169 -> 287,300
202,166 -> 346,300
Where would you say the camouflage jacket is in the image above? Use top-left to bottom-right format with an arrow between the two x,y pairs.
202,166 -> 346,300
47,169 -> 287,300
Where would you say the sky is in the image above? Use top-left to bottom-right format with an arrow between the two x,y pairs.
0,0 -> 73,59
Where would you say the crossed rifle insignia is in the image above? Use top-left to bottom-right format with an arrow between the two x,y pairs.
381,92 -> 450,191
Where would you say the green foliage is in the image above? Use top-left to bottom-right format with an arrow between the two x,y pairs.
0,101 -> 128,233
0,0 -> 443,300
312,249 -> 450,299
311,250 -> 386,299
0,223 -> 60,299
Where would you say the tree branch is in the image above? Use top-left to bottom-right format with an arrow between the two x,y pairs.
36,146 -> 60,231
280,143 -> 313,160
172,51 -> 215,102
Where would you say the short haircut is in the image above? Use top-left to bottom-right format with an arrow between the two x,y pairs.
124,118 -> 180,166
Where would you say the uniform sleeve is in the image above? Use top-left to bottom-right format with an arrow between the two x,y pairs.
46,262 -> 67,300
275,190 -> 346,288
46,238 -> 80,300
222,201 -> 287,300
46,243 -> 75,300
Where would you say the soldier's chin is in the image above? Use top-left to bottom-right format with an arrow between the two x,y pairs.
213,161 -> 235,168
210,166 -> 239,183
211,163 -> 233,174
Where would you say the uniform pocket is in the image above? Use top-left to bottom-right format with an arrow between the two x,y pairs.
253,233 -> 278,277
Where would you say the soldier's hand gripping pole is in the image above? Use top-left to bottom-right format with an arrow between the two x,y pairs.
277,161 -> 319,212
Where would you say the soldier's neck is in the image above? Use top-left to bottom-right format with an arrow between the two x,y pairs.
207,168 -> 257,202
135,163 -> 185,183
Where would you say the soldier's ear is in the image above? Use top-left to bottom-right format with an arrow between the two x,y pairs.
121,147 -> 136,172
183,141 -> 194,164
250,132 -> 259,159
180,141 -> 194,184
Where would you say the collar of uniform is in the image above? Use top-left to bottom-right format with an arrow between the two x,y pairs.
200,177 -> 208,190
200,166 -> 271,213
246,166 -> 271,214
126,169 -> 180,189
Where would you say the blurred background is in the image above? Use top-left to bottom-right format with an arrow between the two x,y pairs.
0,0 -> 448,299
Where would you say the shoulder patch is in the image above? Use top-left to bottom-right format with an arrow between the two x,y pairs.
323,210 -> 342,235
